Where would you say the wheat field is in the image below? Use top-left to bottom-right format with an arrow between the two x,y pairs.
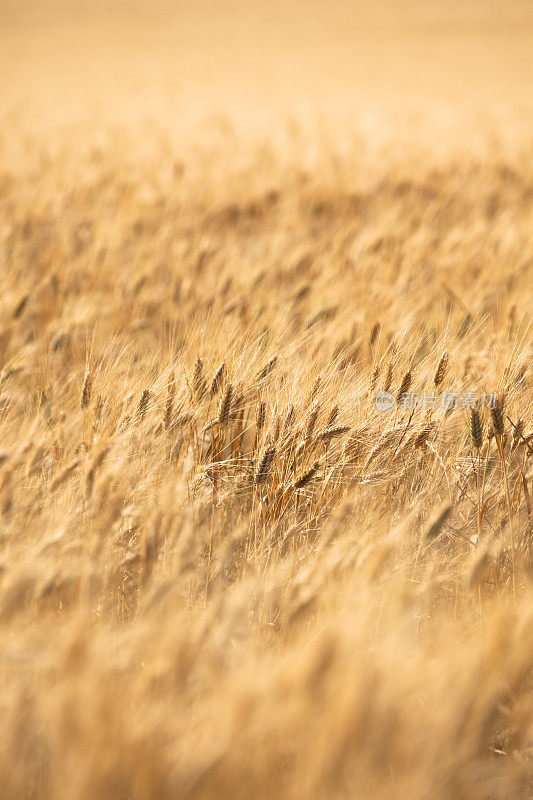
1,1 -> 533,798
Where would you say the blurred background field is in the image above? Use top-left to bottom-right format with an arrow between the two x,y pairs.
2,0 -> 533,145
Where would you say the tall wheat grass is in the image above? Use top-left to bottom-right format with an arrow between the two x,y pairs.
0,5 -> 532,794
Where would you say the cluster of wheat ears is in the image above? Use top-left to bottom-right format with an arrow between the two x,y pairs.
0,127 -> 532,799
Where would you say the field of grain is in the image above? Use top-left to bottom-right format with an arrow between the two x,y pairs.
1,1 -> 533,798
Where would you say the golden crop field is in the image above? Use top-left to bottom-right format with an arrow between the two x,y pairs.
1,1 -> 533,798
